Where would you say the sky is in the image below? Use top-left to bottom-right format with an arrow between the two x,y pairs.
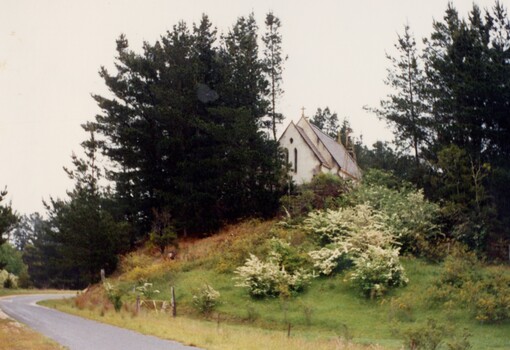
0,0 -> 500,215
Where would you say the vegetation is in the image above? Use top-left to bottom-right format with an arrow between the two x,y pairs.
49,218 -> 510,349
366,1 -> 510,255
0,318 -> 63,350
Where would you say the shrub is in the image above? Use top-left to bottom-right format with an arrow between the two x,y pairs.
135,280 -> 160,300
103,280 -> 123,312
348,170 -> 442,255
306,205 -> 398,277
399,319 -> 447,350
350,246 -> 408,298
467,273 -> 510,323
280,173 -> 350,218
234,253 -> 313,298
3,275 -> 14,289
192,284 -> 221,315
120,252 -> 154,273
308,246 -> 350,276
303,204 -> 394,247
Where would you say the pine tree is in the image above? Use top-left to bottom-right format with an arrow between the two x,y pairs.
369,25 -> 429,166
43,128 -> 128,288
262,12 -> 286,140
310,107 -> 339,138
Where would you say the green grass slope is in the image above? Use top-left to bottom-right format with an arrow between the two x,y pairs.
77,220 -> 510,349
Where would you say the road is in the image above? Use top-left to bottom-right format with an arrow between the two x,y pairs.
0,294 -> 201,350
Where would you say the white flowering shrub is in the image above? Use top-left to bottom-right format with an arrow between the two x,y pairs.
308,246 -> 350,276
234,253 -> 312,298
307,205 -> 397,276
349,179 -> 442,254
192,284 -> 221,315
350,245 -> 408,298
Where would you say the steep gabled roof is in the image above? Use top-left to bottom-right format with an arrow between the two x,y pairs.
295,125 -> 331,169
307,120 -> 362,179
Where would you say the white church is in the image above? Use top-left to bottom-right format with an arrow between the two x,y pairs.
279,115 -> 362,184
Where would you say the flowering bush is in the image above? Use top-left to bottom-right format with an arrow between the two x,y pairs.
234,253 -> 313,298
308,246 -> 349,276
192,284 -> 221,315
350,246 -> 408,298
306,205 -> 398,277
348,175 -> 442,255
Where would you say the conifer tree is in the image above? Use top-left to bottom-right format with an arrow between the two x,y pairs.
262,12 -> 286,140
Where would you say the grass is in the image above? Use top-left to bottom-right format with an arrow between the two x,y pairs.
0,318 -> 65,350
42,298 -> 379,350
44,220 -> 510,349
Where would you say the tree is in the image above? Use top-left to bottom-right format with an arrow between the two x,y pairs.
421,2 -> 510,251
262,12 -> 286,140
10,213 -> 44,252
369,25 -> 429,166
91,14 -> 284,236
42,129 -> 128,288
310,107 -> 339,138
0,188 -> 17,246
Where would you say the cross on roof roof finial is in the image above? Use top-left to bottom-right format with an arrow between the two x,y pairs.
301,106 -> 306,118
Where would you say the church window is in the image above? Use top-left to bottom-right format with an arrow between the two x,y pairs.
294,148 -> 298,173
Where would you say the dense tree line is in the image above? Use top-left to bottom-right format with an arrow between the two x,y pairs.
369,1 -> 510,254
11,13 -> 287,288
91,13 -> 286,243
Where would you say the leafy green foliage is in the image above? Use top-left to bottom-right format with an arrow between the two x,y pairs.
350,246 -> 408,298
427,247 -> 510,323
234,239 -> 313,298
103,280 -> 123,312
0,243 -> 25,276
280,173 -> 350,219
192,284 -> 221,315
368,2 -> 510,255
348,169 -> 442,255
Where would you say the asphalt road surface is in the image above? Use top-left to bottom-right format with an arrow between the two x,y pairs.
0,294 -> 201,350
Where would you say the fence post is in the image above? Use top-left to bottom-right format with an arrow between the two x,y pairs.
136,295 -> 140,315
171,286 -> 176,317
287,323 -> 291,338
100,269 -> 105,283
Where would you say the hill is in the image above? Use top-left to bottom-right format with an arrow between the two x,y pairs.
51,218 -> 510,350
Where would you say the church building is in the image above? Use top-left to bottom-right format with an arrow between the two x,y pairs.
279,115 -> 362,184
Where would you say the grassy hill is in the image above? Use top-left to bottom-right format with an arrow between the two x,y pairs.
52,219 -> 510,349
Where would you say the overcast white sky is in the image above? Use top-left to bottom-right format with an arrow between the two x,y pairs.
0,0 -> 499,215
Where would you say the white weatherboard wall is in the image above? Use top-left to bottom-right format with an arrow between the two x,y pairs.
279,122 -> 322,184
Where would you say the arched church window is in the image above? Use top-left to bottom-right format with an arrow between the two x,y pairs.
294,148 -> 298,173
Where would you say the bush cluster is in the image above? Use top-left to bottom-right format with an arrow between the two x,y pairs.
427,247 -> 510,323
234,239 -> 313,298
350,246 -> 408,298
304,204 -> 407,297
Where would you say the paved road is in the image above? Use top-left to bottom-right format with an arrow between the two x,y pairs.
0,294 -> 201,350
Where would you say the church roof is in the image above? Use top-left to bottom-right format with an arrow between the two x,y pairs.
307,120 -> 361,179
294,125 -> 331,169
